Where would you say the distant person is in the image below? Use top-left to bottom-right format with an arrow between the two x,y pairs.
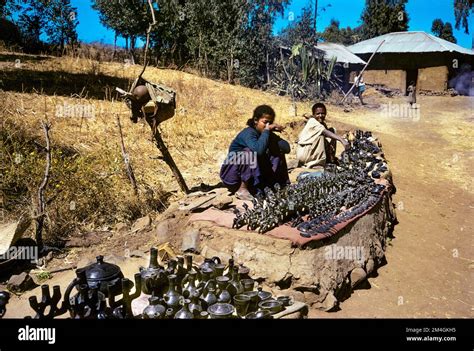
296,103 -> 350,168
354,71 -> 366,105
407,81 -> 417,108
220,105 -> 290,200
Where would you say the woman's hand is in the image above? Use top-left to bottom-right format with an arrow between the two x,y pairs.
265,123 -> 285,132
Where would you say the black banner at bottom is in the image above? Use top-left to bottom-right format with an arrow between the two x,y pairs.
0,318 -> 471,349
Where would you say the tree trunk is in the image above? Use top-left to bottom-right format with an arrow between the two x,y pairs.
113,31 -> 117,59
130,36 -> 137,64
198,32 -> 202,75
149,124 -> 189,194
266,49 -> 270,85
229,51 -> 234,83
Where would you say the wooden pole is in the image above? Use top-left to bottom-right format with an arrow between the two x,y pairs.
36,121 -> 51,250
340,39 -> 385,104
137,0 -> 158,80
116,115 -> 138,196
150,125 -> 189,194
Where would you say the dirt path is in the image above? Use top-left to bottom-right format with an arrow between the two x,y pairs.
310,95 -> 473,318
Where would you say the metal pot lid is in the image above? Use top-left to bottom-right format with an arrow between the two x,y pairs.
207,303 -> 235,316
85,255 -> 123,282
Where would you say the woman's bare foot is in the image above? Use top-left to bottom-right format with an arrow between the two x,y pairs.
235,189 -> 253,201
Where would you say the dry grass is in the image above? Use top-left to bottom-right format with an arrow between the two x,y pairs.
0,52 -> 312,244
1,51 -> 472,245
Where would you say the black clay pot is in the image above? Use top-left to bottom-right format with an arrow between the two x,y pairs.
142,296 -> 166,319
207,303 -> 235,319
242,291 -> 259,313
163,274 -> 182,312
233,294 -> 250,318
216,276 -> 232,303
276,295 -> 293,307
175,299 -> 194,319
256,287 -> 272,302
200,280 -> 218,310
0,291 -> 10,318
199,256 -> 221,277
83,256 -> 124,296
258,299 -> 283,314
241,279 -> 255,292
140,248 -> 167,295
245,310 -> 273,319
214,264 -> 226,278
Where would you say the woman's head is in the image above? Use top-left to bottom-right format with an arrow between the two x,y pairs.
311,103 -> 327,123
247,105 -> 276,132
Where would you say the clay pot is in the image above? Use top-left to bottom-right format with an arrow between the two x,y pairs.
83,256 -> 124,296
175,299 -> 193,319
276,295 -> 293,307
233,294 -> 251,318
163,274 -> 182,311
207,303 -> 235,319
256,287 -> 272,302
241,279 -> 255,292
216,276 -> 232,303
245,310 -> 273,319
258,299 -> 283,314
242,291 -> 259,313
142,296 -> 166,319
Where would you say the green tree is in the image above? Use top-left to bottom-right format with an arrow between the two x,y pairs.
279,5 -> 317,47
454,0 -> 473,34
43,0 -> 79,52
93,0 -> 149,61
17,0 -> 48,49
431,18 -> 457,43
152,0 -> 189,66
360,0 -> 409,40
320,19 -> 362,45
240,0 -> 289,86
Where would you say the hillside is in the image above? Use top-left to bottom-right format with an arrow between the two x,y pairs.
1,51 -> 473,318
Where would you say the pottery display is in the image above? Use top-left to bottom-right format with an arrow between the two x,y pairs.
18,251 -> 291,320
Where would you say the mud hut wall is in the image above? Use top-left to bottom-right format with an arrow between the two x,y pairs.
362,69 -> 406,91
418,66 -> 448,91
353,52 -> 471,92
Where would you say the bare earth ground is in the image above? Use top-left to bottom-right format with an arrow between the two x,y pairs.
1,53 -> 473,318
310,95 -> 474,318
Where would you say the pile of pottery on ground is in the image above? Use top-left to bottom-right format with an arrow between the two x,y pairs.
233,130 -> 389,236
0,249 -> 294,319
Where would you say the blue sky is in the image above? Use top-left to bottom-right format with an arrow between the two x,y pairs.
71,0 -> 472,49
